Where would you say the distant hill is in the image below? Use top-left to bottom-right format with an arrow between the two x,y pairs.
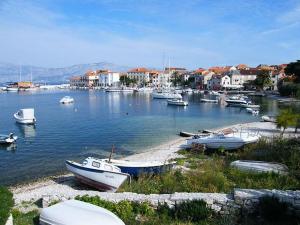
0,62 -> 130,83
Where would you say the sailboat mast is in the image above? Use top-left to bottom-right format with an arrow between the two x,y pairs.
19,65 -> 22,82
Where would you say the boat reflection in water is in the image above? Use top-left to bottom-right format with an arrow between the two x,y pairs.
17,124 -> 36,138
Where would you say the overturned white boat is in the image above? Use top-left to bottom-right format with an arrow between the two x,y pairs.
0,133 -> 18,145
167,99 -> 188,106
14,108 -> 36,124
66,157 -> 130,192
230,160 -> 288,175
40,200 -> 125,225
60,96 -> 74,104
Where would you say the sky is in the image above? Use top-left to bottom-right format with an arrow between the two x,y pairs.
0,0 -> 299,69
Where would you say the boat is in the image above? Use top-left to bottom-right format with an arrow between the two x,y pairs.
186,133 -> 245,150
261,115 -> 276,122
225,98 -> 248,106
60,96 -> 74,104
152,92 -> 182,99
40,200 -> 125,225
240,103 -> 260,109
210,91 -> 221,96
230,160 -> 288,175
180,131 -> 197,137
14,108 -> 36,124
106,87 -> 135,92
100,158 -> 175,176
167,99 -> 188,106
0,133 -> 18,145
246,108 -> 259,115
200,98 -> 218,103
65,157 -> 130,192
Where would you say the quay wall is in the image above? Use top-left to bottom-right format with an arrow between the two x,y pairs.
41,188 -> 300,217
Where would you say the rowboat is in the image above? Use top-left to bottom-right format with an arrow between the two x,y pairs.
167,99 -> 188,106
101,158 -> 175,176
66,157 -> 130,192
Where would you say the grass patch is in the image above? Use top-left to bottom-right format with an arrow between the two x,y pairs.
0,186 -> 14,225
120,138 -> 300,194
12,209 -> 39,225
75,195 -> 224,225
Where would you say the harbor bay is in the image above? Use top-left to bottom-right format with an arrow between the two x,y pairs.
0,90 -> 276,186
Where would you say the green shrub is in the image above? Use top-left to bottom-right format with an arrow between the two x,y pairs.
12,209 -> 39,225
173,200 -> 213,222
258,196 -> 289,221
0,186 -> 14,225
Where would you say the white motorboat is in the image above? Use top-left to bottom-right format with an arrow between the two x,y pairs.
6,87 -> 18,92
167,99 -> 188,106
14,108 -> 36,124
136,87 -> 153,93
60,96 -> 74,104
246,108 -> 259,115
106,87 -> 135,92
152,92 -> 182,99
240,103 -> 260,109
65,157 -> 130,192
225,98 -> 248,105
200,98 -> 218,103
261,115 -> 276,122
186,133 -> 246,150
40,200 -> 125,225
0,133 -> 18,145
210,91 -> 221,96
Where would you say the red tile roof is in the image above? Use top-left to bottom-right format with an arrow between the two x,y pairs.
128,67 -> 150,73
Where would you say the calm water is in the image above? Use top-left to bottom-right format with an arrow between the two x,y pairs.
0,90 -> 279,185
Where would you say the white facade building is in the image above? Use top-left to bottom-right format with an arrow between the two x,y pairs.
127,68 -> 151,85
98,71 -> 120,87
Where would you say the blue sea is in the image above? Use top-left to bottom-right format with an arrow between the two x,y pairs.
0,90 -> 278,185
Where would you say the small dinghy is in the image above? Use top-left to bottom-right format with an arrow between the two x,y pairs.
66,157 -> 129,192
40,200 -> 125,225
167,99 -> 188,106
246,108 -> 259,115
261,115 -> 276,122
60,96 -> 74,104
200,99 -> 218,103
230,160 -> 288,175
0,133 -> 18,145
14,108 -> 36,124
101,158 -> 175,176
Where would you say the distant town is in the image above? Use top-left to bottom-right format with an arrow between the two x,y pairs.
69,63 -> 287,91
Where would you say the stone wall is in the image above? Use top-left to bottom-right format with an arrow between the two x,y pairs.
41,189 -> 300,217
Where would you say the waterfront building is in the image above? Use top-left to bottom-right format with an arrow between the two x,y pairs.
207,74 -> 222,90
150,71 -> 171,88
97,70 -> 120,87
127,68 -> 151,85
202,71 -> 215,89
83,71 -> 99,87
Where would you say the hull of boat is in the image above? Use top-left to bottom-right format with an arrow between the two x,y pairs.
200,99 -> 218,103
6,88 -> 18,92
116,164 -> 173,176
66,161 -> 128,192
187,138 -> 245,150
0,135 -> 17,145
14,114 -> 36,124
152,93 -> 182,99
167,101 -> 188,106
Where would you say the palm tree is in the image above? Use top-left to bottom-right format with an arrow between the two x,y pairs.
276,109 -> 297,136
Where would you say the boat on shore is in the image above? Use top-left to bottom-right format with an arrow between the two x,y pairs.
66,157 -> 130,192
0,133 -> 18,145
100,158 -> 175,176
60,96 -> 74,104
14,108 -> 36,124
200,98 -> 218,103
40,200 -> 125,225
261,115 -> 276,122
167,99 -> 188,106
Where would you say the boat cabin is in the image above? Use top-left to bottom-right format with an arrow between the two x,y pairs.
83,157 -> 122,173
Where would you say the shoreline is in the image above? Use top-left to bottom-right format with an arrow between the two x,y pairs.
10,120 -> 300,205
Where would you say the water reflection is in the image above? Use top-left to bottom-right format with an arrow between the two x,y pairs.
16,124 -> 36,138
0,143 -> 17,152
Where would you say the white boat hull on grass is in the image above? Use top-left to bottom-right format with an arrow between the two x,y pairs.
66,159 -> 129,192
